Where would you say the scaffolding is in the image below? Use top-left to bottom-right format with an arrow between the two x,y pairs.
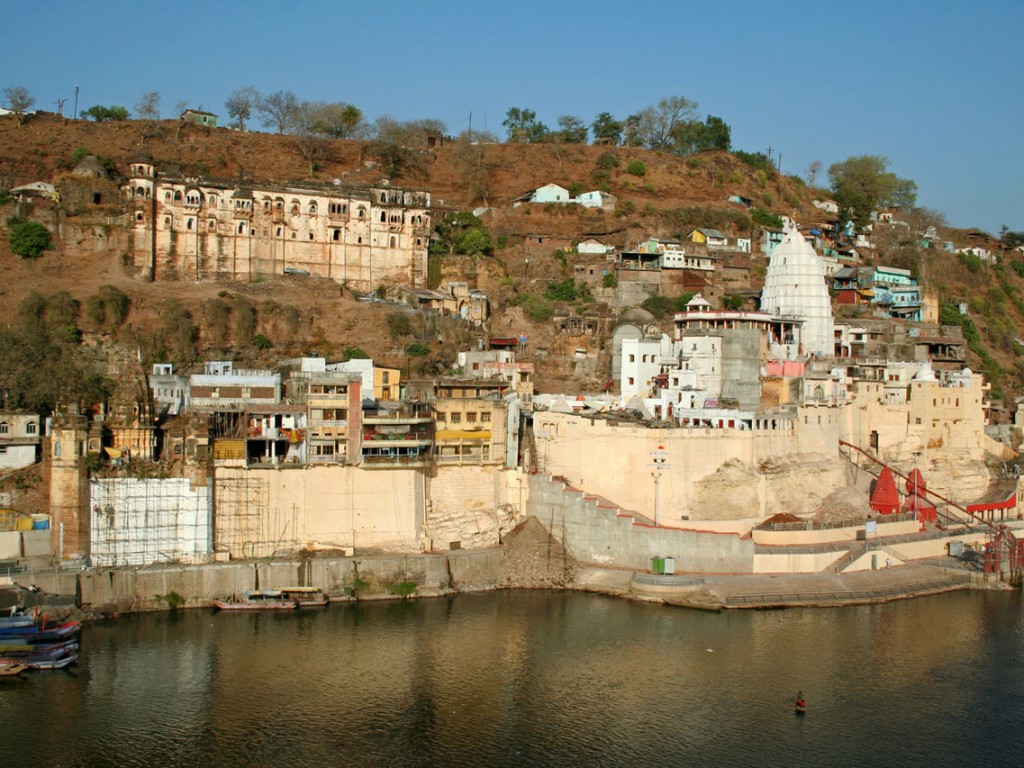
213,472 -> 271,559
89,477 -> 213,567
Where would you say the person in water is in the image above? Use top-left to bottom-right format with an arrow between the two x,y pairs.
796,691 -> 805,708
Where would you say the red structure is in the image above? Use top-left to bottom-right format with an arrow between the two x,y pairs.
869,467 -> 901,515
902,468 -> 937,523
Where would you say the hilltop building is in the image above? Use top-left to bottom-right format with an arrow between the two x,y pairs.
123,156 -> 431,291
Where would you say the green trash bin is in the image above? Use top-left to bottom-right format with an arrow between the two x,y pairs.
651,557 -> 665,575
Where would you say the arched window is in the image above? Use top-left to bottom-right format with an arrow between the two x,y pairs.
390,236 -> 396,248
357,236 -> 362,244
380,192 -> 386,203
264,201 -> 271,211
237,222 -> 246,234
276,226 -> 283,237
309,202 -> 318,215
380,211 -> 386,222
135,211 -> 144,222
416,238 -> 421,246
173,190 -> 182,202
208,219 -> 217,232
26,422 -> 36,435
332,229 -> 341,241
136,186 -> 144,197
209,195 -> 217,208
0,422 -> 7,434
164,191 -> 171,202
358,208 -> 365,219
187,218 -> 194,230
342,204 -> 347,214
309,232 -> 314,241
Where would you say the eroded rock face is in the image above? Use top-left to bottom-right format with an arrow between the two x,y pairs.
690,454 -> 848,520
891,451 -> 994,507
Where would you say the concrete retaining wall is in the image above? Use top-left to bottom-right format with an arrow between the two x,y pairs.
528,474 -> 755,573
76,548 -> 507,613
0,530 -> 53,559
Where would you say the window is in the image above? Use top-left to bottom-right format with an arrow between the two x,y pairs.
0,422 -> 7,434
481,412 -> 491,423
0,447 -> 6,454
450,413 -> 461,424
26,422 -> 36,435
467,412 -> 478,423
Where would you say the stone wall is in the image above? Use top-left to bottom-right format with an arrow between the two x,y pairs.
527,474 -> 755,573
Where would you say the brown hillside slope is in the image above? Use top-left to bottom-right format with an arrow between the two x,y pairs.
2,114 -> 1023,400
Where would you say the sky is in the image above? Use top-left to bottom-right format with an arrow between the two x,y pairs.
5,0 -> 1023,234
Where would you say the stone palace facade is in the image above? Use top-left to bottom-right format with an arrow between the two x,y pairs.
123,156 -> 431,291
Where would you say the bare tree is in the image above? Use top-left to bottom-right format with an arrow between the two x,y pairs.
291,101 -> 332,177
3,85 -> 35,125
135,91 -> 161,120
225,86 -> 261,131
257,90 -> 299,134
806,159 -> 822,187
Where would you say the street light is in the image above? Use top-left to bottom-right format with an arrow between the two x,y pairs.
649,445 -> 670,526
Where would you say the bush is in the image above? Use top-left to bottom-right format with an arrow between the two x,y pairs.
387,312 -> 413,339
751,207 -> 784,229
253,334 -> 272,350
567,181 -> 586,198
1011,261 -> 1024,279
626,160 -> 647,176
406,342 -> 430,357
596,152 -> 619,170
602,272 -> 617,288
524,296 -> 554,323
7,220 -> 51,259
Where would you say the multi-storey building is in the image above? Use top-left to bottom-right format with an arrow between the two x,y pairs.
123,155 -> 431,291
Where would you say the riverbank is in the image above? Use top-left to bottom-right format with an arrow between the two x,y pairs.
0,518 -> 1011,620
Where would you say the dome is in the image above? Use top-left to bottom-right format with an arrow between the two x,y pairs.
913,363 -> 937,382
618,307 -> 656,326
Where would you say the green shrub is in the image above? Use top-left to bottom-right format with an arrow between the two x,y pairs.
596,152 -> 619,170
567,181 -> 586,198
523,295 -> 554,322
602,272 -> 617,288
751,207 -> 784,229
253,334 -> 272,350
626,159 -> 646,176
7,220 -> 51,259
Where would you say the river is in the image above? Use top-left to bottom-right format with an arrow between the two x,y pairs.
2,589 -> 1023,767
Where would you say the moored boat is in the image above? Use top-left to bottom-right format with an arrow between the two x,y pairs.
0,662 -> 29,677
277,586 -> 329,608
212,590 -> 298,611
28,654 -> 77,670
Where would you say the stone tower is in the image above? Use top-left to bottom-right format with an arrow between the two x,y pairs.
49,408 -> 90,561
761,229 -> 834,358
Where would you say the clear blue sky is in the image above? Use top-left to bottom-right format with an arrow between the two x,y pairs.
6,0 -> 1022,234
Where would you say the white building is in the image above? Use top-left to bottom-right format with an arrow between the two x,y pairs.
577,238 -> 610,256
761,229 -> 834,358
575,190 -> 617,211
0,412 -> 40,470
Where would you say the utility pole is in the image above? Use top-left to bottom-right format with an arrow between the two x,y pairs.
649,445 -> 670,526
73,85 -> 79,120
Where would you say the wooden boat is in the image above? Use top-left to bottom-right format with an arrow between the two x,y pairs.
277,586 -> 329,608
0,662 -> 29,677
212,590 -> 297,611
28,654 -> 77,670
0,621 -> 80,642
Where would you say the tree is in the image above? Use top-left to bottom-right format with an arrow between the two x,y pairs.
257,90 -> 299,133
1001,229 -> 1024,250
629,95 -> 700,150
451,133 -> 496,205
134,91 -> 160,120
310,101 -> 364,138
671,114 -> 731,154
291,101 -> 333,177
806,160 -> 822,187
502,107 -> 547,143
591,112 -> 623,145
828,155 -> 918,228
3,85 -> 34,125
554,115 -> 588,144
81,105 -> 129,122
225,86 -> 260,131
7,220 -> 51,259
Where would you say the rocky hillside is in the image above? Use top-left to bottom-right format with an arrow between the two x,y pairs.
1,113 -> 1022,404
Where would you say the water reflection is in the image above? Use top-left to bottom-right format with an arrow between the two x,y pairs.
2,590 -> 1022,767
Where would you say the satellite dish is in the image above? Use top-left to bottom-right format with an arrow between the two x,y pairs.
333,178 -> 341,186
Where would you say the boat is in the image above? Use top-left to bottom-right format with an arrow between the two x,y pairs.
0,662 -> 29,677
212,590 -> 298,611
276,586 -> 329,608
0,620 -> 80,642
28,654 -> 77,670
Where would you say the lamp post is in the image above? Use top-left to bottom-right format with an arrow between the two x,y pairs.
649,445 -> 670,526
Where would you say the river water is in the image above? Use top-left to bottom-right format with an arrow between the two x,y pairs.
2,589 -> 1023,767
